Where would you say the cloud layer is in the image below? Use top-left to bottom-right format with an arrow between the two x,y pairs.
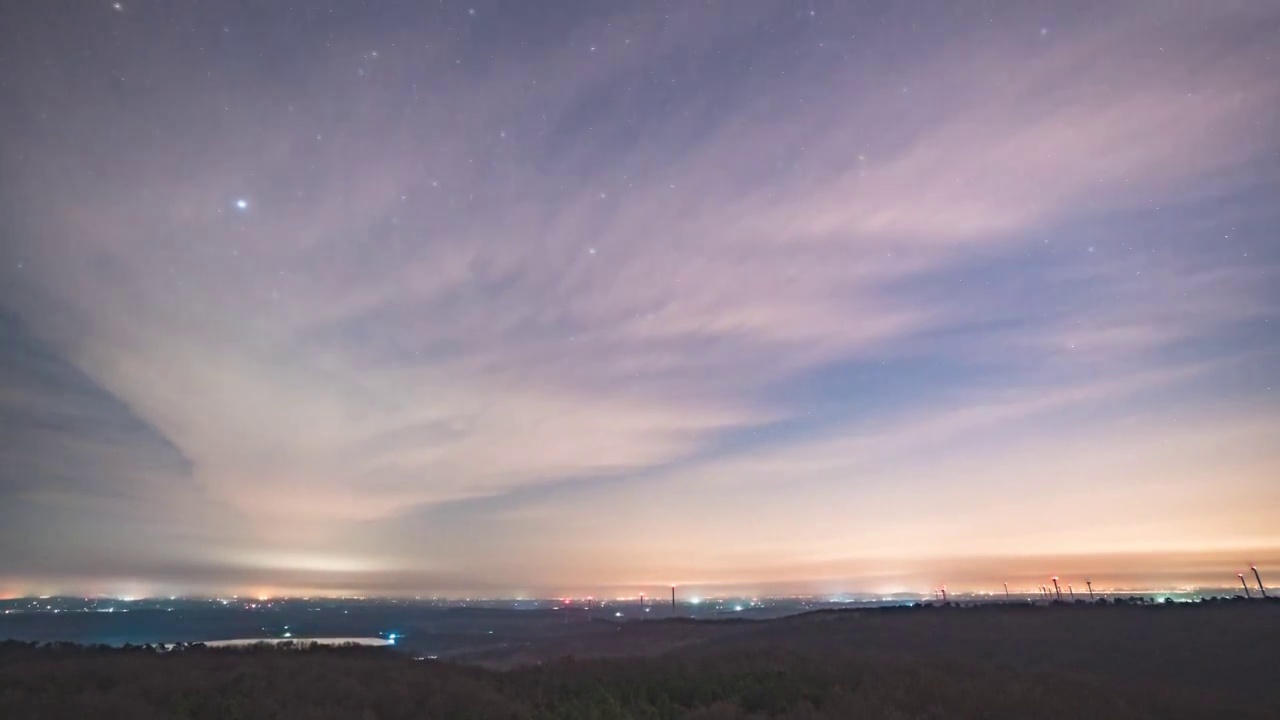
1,0 -> 1277,597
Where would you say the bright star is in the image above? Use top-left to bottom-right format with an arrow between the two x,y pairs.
235,199 -> 249,210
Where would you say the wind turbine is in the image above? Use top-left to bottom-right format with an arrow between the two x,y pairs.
1252,566 -> 1268,598
1239,573 -> 1252,599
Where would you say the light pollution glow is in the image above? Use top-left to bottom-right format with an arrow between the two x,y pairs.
0,0 -> 1277,599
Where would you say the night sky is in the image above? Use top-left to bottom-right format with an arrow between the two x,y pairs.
1,1 -> 1278,599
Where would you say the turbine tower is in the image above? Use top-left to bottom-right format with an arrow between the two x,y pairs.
1239,573 -> 1252,599
1051,576 -> 1062,601
1086,580 -> 1094,602
1252,566 -> 1268,598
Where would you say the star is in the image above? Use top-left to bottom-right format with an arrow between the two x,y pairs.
235,199 -> 249,210
112,2 -> 123,11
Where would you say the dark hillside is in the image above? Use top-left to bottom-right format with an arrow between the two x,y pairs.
2,602 -> 1276,719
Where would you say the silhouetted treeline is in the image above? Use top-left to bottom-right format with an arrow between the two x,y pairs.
2,601 -> 1277,719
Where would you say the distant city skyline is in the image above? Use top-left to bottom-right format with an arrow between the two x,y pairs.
1,1 -> 1277,597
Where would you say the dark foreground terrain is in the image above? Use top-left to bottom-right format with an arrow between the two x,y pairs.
2,601 -> 1277,719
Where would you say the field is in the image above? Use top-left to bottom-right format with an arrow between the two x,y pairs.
2,600 -> 1277,719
